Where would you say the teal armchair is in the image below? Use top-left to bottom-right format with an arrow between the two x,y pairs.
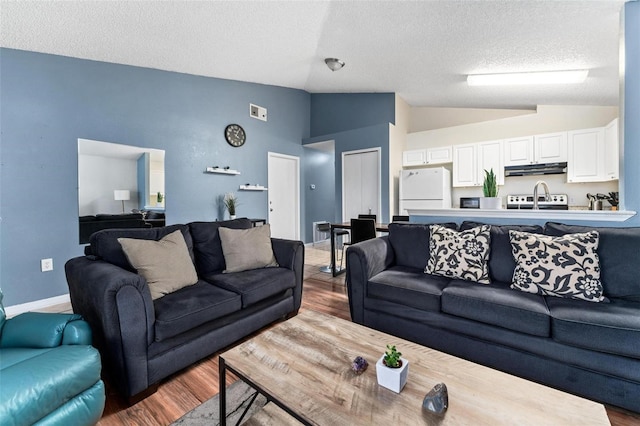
0,292 -> 105,426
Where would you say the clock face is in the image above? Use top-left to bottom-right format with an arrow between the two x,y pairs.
225,124 -> 246,147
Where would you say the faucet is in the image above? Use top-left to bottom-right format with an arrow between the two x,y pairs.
532,180 -> 551,210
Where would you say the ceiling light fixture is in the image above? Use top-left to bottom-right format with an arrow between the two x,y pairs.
325,58 -> 345,72
467,70 -> 589,86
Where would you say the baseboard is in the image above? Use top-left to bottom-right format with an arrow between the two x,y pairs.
5,293 -> 71,318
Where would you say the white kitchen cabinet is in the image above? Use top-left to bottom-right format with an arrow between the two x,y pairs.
452,141 -> 503,187
567,127 -> 605,183
503,133 -> 566,166
403,146 -> 452,167
604,118 -> 619,180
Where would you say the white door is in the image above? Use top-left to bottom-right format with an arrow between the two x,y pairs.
342,149 -> 380,221
268,152 -> 300,240
477,140 -> 504,185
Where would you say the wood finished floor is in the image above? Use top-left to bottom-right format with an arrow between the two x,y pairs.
46,244 -> 639,425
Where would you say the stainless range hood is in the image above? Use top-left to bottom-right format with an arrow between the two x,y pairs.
504,162 -> 567,177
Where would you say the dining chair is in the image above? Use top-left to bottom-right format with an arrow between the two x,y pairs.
339,218 -> 377,271
392,215 -> 410,222
358,214 -> 377,222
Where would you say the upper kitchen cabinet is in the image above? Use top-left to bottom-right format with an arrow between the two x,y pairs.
567,127 -> 605,183
504,132 -> 567,166
453,140 -> 504,187
402,146 -> 452,167
604,118 -> 619,180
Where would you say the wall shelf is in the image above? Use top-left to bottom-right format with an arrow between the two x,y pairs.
205,167 -> 240,175
239,185 -> 268,191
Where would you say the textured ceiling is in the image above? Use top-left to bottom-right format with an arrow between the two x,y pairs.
0,0 -> 627,108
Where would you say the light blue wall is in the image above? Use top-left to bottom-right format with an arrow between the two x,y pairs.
303,148 -> 335,240
0,48 -> 310,306
310,93 -> 395,137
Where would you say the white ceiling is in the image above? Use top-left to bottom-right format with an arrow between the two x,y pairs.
0,0 -> 627,109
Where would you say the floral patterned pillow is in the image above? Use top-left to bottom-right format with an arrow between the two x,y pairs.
509,230 -> 607,303
425,224 -> 491,284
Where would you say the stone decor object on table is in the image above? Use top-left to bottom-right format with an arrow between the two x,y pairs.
422,382 -> 449,416
351,356 -> 368,375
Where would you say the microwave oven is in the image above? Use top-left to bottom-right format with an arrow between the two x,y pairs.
460,197 -> 480,209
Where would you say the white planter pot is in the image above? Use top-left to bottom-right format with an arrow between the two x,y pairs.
229,215 -> 237,220
480,197 -> 502,209
375,355 -> 409,393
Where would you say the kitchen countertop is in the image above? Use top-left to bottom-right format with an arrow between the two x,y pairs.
407,208 -> 636,222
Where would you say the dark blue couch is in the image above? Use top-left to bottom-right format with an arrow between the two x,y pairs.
65,218 -> 304,401
346,221 -> 640,412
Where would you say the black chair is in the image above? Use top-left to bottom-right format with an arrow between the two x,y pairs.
358,214 -> 377,222
392,215 -> 410,222
339,218 -> 377,270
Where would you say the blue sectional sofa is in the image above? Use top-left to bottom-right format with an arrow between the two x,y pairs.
65,218 -> 304,401
0,296 -> 105,425
346,221 -> 640,412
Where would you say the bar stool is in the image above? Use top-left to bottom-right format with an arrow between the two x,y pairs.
316,222 -> 349,273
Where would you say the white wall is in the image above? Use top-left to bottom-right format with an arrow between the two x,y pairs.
389,95 -> 411,216
405,104 -> 619,208
78,154 -> 139,215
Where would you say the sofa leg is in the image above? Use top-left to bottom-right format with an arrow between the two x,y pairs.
127,383 -> 159,405
284,310 -> 299,320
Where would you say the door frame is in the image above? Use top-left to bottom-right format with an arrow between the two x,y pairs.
267,151 -> 301,240
341,147 -> 382,222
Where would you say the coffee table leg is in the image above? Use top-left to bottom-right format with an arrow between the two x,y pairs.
219,356 -> 227,426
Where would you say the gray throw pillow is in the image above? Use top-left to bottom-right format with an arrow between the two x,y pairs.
118,230 -> 199,300
509,230 -> 607,303
219,224 -> 279,273
425,224 -> 491,284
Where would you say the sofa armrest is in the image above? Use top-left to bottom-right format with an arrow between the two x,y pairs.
271,238 -> 305,312
345,236 -> 395,324
0,312 -> 88,348
65,256 -> 155,397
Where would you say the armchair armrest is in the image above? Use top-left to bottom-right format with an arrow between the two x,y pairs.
0,312 -> 88,348
271,238 -> 305,312
345,236 -> 395,324
65,255 -> 155,397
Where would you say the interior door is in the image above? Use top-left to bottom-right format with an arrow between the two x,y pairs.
267,152 -> 300,240
342,149 -> 381,221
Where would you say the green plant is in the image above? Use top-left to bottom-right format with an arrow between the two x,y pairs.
482,168 -> 499,197
383,344 -> 402,368
223,192 -> 238,216
157,192 -> 163,203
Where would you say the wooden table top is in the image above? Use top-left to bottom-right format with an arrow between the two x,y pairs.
220,311 -> 610,425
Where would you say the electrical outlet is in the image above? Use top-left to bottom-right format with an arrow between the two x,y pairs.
41,258 -> 53,272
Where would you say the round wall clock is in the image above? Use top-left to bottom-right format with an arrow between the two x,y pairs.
225,124 -> 246,147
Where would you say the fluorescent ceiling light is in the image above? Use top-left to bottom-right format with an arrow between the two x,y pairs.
467,70 -> 589,86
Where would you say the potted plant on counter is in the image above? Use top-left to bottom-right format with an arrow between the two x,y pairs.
376,344 -> 409,393
223,192 -> 238,219
480,168 -> 502,209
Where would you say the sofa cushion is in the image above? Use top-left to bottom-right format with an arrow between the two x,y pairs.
460,222 -> 544,283
89,224 -> 192,272
189,218 -> 253,276
205,267 -> 295,308
426,224 -> 491,284
118,230 -> 199,300
368,265 -> 451,312
219,224 -> 278,273
388,223 -> 457,270
441,280 -> 551,337
545,222 -> 640,300
547,297 -> 640,359
510,230 -> 607,303
153,281 -> 242,342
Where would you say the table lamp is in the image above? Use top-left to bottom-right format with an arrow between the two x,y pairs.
114,190 -> 130,214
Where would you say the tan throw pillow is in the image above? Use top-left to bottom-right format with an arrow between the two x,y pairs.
425,224 -> 491,284
218,224 -> 279,273
118,230 -> 198,300
509,230 -> 607,303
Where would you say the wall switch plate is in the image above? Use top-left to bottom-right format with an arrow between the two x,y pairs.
41,258 -> 53,272
249,103 -> 267,122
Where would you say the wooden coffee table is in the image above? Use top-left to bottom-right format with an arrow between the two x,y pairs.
219,310 -> 610,425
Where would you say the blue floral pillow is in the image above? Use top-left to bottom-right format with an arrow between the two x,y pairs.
425,225 -> 491,284
509,230 -> 607,303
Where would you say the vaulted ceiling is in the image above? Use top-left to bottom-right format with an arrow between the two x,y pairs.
0,1 -> 627,109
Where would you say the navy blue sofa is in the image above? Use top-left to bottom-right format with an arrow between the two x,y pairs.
66,218 -> 304,401
346,221 -> 640,412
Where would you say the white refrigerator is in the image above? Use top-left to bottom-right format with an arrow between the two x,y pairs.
399,167 -> 452,215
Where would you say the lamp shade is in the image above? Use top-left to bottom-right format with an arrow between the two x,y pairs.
114,190 -> 130,201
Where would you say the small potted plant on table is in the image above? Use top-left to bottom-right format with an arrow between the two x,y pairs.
223,192 -> 238,219
480,168 -> 501,209
376,344 -> 409,393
